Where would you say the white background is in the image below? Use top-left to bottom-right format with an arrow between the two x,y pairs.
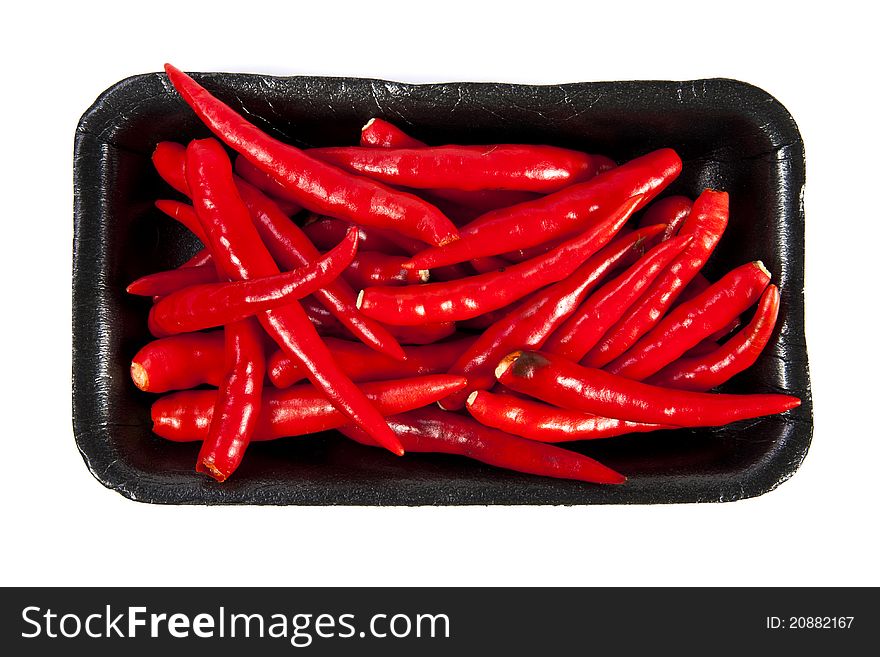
1,1 -> 877,587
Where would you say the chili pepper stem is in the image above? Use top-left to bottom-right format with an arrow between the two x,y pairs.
197,461 -> 227,482
130,362 -> 148,391
495,350 -> 524,380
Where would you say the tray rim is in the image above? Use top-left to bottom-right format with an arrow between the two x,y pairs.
72,72 -> 812,506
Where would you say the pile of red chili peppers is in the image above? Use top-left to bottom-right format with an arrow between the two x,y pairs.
128,63 -> 801,484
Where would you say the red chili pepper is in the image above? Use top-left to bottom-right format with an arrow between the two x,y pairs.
130,332 -> 226,392
308,143 -> 607,193
301,215 -> 413,254
359,117 -> 425,149
147,228 -> 358,336
457,306 -> 518,332
155,197 -> 209,243
127,264 -> 217,297
185,137 -> 404,455
402,148 -> 682,270
232,155 -> 303,216
675,271 -> 711,304
582,189 -> 729,368
499,240 -> 563,264
637,195 -> 692,241
645,284 -> 780,391
469,256 -> 509,274
358,196 -> 640,326
302,215 -> 474,282
440,223 -> 669,410
164,64 -> 458,247
466,390 -> 668,442
180,248 -> 213,268
235,183 -> 405,361
152,142 -> 190,195
268,335 -> 477,388
359,118 -> 580,212
340,408 -> 626,485
153,145 -> 406,361
682,338 -> 721,359
196,318 -> 265,481
542,235 -> 694,362
457,225 -> 664,332
709,317 -> 742,342
300,296 -> 457,345
496,350 -> 800,427
606,261 -> 770,380
670,272 -> 741,342
343,251 -> 429,289
152,374 -> 467,442
422,189 -> 542,219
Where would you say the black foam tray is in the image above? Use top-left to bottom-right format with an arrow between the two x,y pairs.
73,72 -> 812,505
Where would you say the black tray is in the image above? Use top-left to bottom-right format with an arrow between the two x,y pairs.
73,72 -> 812,505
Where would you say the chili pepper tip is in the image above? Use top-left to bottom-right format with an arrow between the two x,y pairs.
362,118 -> 376,131
356,289 -> 365,309
465,390 -> 481,407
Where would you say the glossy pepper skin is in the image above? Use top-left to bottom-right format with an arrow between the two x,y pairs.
359,117 -> 578,212
148,228 -> 358,335
268,336 -> 477,388
308,143 -> 607,193
130,332 -> 226,393
152,143 -> 406,361
606,261 -> 771,380
152,375 -> 467,441
300,296 -> 457,345
196,318 -> 265,481
440,223 -> 669,410
673,273 -> 740,343
302,215 -> 416,255
155,144 -> 297,238
402,148 -> 682,271
232,155 -> 303,216
496,350 -> 800,428
358,196 -> 640,326
637,195 -> 693,241
466,390 -> 668,442
456,225 -> 663,332
180,248 -> 213,268
359,117 -> 424,148
343,251 -> 429,289
646,284 -> 780,391
302,215 -> 475,282
583,189 -> 729,368
155,195 -> 209,242
127,264 -> 218,297
164,64 -> 459,247
236,183 -> 405,361
468,255 -> 510,274
184,138 -> 404,456
340,408 -> 626,485
542,235 -> 694,362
